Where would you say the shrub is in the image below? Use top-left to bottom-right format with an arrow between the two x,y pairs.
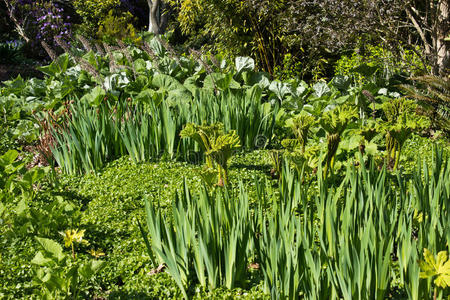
97,10 -> 140,44
335,44 -> 428,84
72,0 -> 121,38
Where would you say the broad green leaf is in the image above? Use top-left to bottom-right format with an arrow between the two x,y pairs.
241,71 -> 270,88
204,73 -> 240,90
22,168 -> 47,187
365,141 -> 378,156
133,58 -> 147,73
15,199 -> 27,215
351,63 -> 379,77
136,88 -> 157,105
152,74 -> 185,91
31,251 -> 53,266
235,56 -> 255,73
0,150 -> 19,166
340,134 -> 361,151
80,86 -> 106,106
436,251 -> 448,270
35,237 -> 65,262
419,249 -> 450,288
313,81 -> 331,98
435,274 -> 450,288
37,54 -> 70,76
331,75 -> 350,91
0,202 -> 5,217
269,80 -> 290,100
79,260 -> 106,278
167,89 -> 192,104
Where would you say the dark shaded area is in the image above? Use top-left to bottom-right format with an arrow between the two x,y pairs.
0,64 -> 43,82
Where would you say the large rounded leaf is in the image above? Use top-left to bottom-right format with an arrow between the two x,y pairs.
313,81 -> 331,98
235,57 -> 255,74
152,74 -> 185,91
203,73 -> 240,90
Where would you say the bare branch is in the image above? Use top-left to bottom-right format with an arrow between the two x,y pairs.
405,6 -> 432,55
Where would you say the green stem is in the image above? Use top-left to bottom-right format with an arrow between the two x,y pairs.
330,155 -> 335,174
393,146 -> 401,170
222,164 -> 228,186
217,165 -> 224,186
206,155 -> 213,169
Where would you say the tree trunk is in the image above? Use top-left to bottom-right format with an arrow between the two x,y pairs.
147,0 -> 163,34
436,0 -> 449,75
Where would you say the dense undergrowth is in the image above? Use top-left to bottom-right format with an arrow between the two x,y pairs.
0,36 -> 449,299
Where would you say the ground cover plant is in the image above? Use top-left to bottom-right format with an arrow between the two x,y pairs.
0,31 -> 449,300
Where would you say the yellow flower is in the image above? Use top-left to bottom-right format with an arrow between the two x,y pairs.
60,229 -> 89,248
88,248 -> 106,259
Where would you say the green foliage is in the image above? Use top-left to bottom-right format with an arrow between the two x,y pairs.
319,105 -> 358,176
97,10 -> 141,44
381,98 -> 430,170
400,75 -> 450,136
138,147 -> 449,299
273,53 -> 303,81
141,183 -> 253,296
180,122 -> 224,167
2,36 -> 450,300
167,0 -> 292,74
207,129 -> 241,186
282,112 -> 316,153
335,44 -> 428,84
0,41 -> 27,64
53,153 -> 270,298
0,149 -> 49,202
73,0 -> 121,37
181,122 -> 240,186
419,248 -> 450,289
256,148 -> 449,299
0,85 -> 42,151
31,235 -> 105,299
48,84 -> 271,175
0,150 -> 85,298
49,97 -> 127,174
